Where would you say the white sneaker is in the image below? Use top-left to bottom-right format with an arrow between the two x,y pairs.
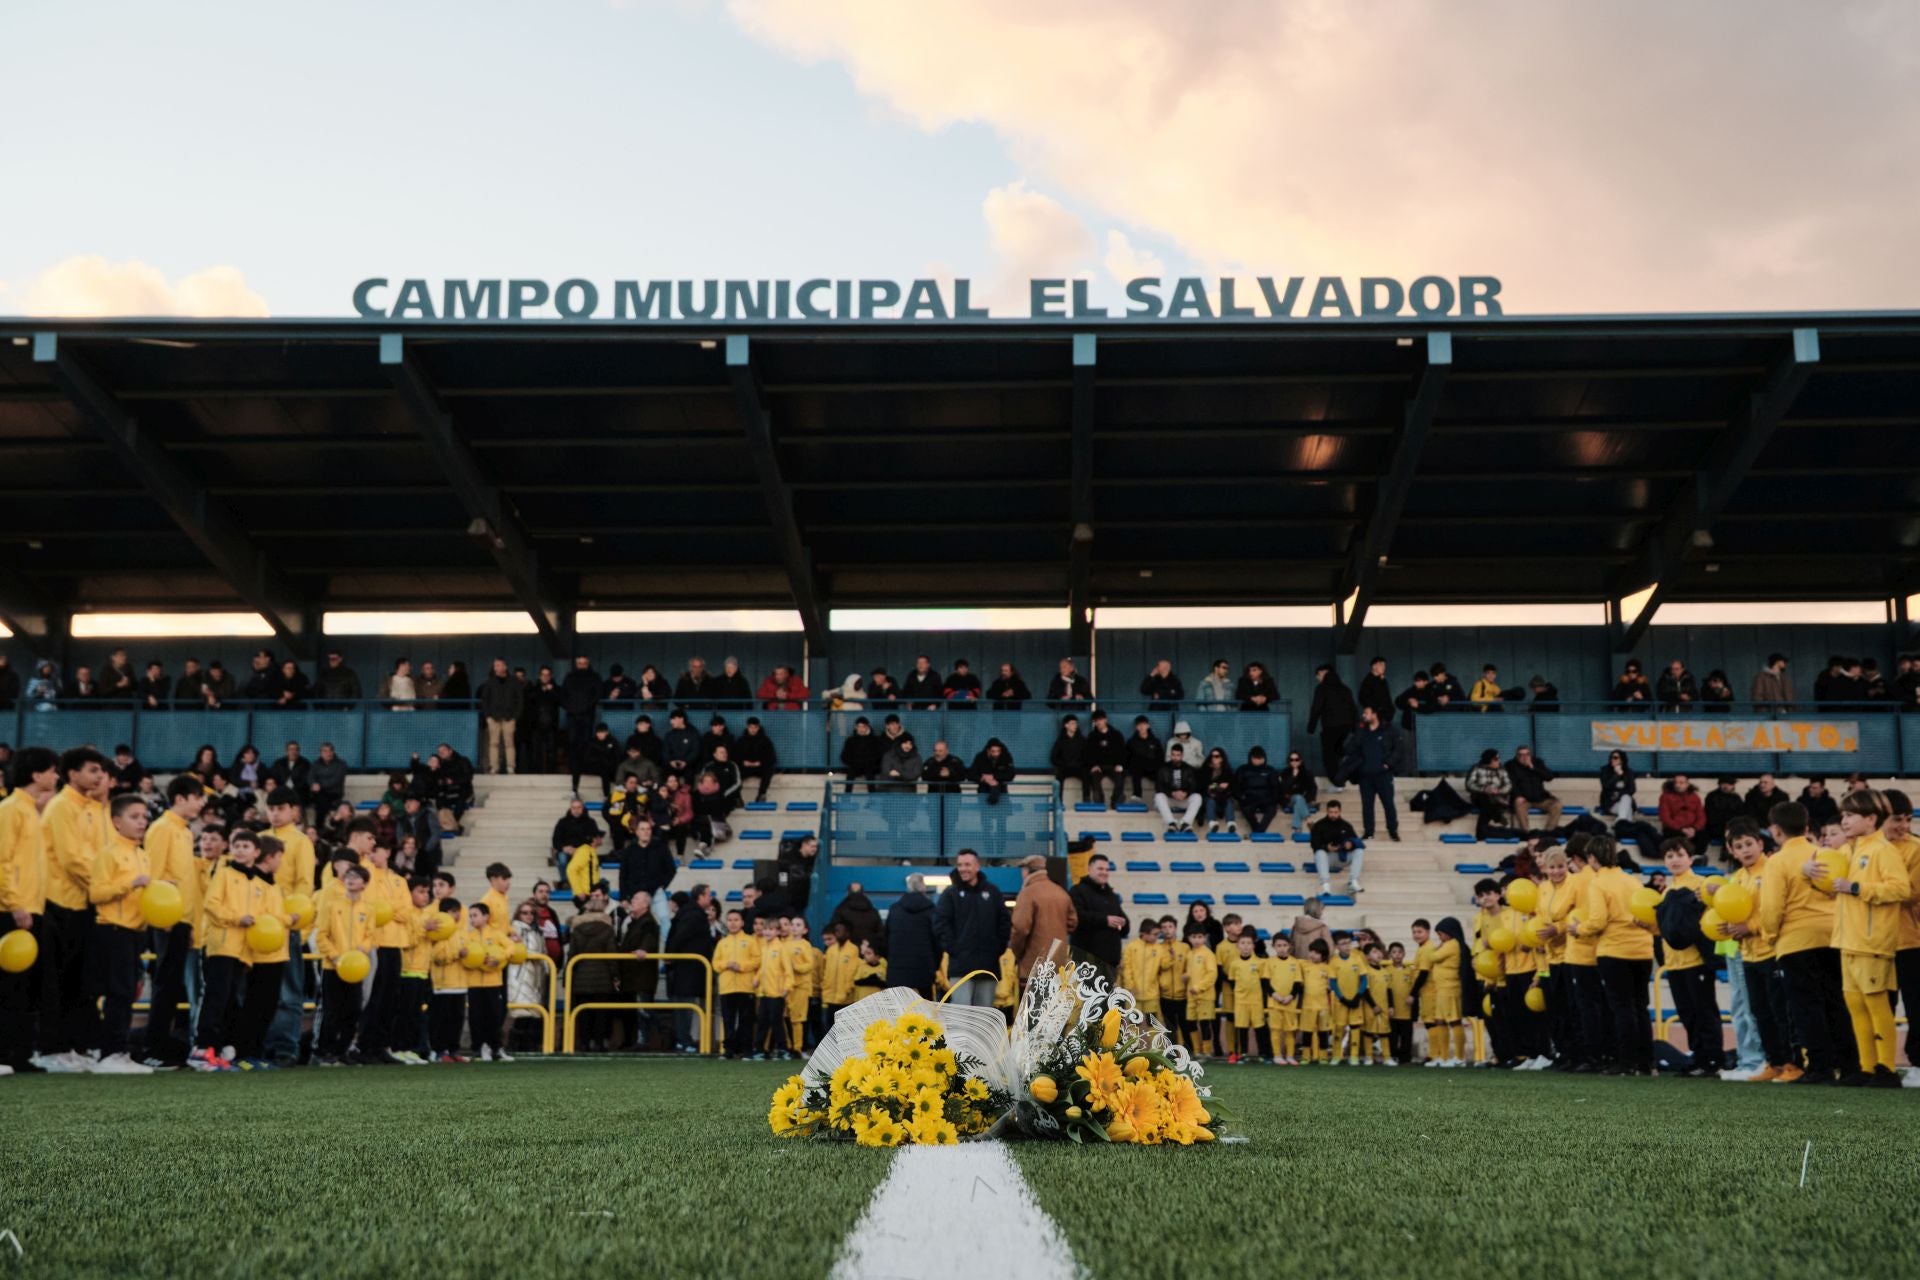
479,1045 -> 495,1062
43,1051 -> 92,1074
1347,880 -> 1364,895
393,1050 -> 429,1067
1318,883 -> 1333,897
0,1064 -> 11,1076
1424,1058 -> 1443,1068
495,1049 -> 515,1063
91,1053 -> 154,1075
1902,1067 -> 1920,1089
1718,1066 -> 1759,1082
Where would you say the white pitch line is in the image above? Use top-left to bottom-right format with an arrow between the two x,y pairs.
831,1143 -> 1082,1280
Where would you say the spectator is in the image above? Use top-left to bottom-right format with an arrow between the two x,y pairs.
1233,746 -> 1282,834
885,874 -> 941,998
698,712 -> 737,766
382,657 -> 417,709
1200,747 -> 1235,833
1357,657 -> 1393,723
664,886 -> 717,1050
969,738 -> 1015,805
230,743 -> 266,795
1236,661 -> 1279,711
1288,897 -> 1334,968
107,743 -> 147,794
239,649 -> 280,702
880,733 -> 923,788
1154,743 -> 1204,832
1083,710 -> 1127,810
1799,777 -> 1839,832
1465,749 -> 1514,827
833,673 -> 865,709
478,658 -> 525,775
1123,715 -> 1164,802
841,716 -> 883,790
1469,664 -> 1502,710
1275,749 -> 1318,835
712,656 -> 752,704
272,659 -> 309,707
1191,658 -> 1232,710
1507,746 -> 1562,832
1598,749 -> 1637,821
1046,658 -> 1091,708
439,661 -> 470,702
1008,855 -> 1077,980
98,646 -> 135,699
827,881 -> 883,950
1139,659 -> 1185,703
1337,705 -> 1402,844
309,742 -> 347,814
943,659 -> 982,708
734,717 -> 778,802
602,663 -> 637,706
1309,803 -> 1362,896
1307,664 -> 1357,788
1862,658 -> 1891,707
1166,720 -> 1203,768
757,664 -> 808,711
137,660 -> 170,709
661,709 -> 700,780
1749,653 -> 1792,712
1703,776 -> 1743,855
866,668 -> 900,707
416,661 -> 444,701
1700,670 -> 1734,713
922,741 -> 966,795
690,768 -> 736,854
27,661 -> 60,709
1744,772 -> 1788,826
567,887 -> 620,1052
702,745 -> 743,811
635,664 -> 671,707
62,665 -> 99,702
1895,653 -> 1920,711
620,818 -> 676,915
1659,774 -> 1708,857
525,666 -> 562,773
397,796 -> 440,876
985,663 -> 1030,709
576,723 -> 621,801
1610,659 -> 1650,706
1066,853 -> 1127,969
612,743 -> 662,792
201,659 -> 235,708
1046,714 -> 1091,806
613,892 -> 662,1050
1656,659 -> 1697,711
186,744 -> 220,786
932,851 -> 1012,1007
902,656 -> 943,709
264,741 -> 310,809
674,656 -> 714,705
662,775 -> 694,855
562,655 -> 602,777
314,648 -> 362,705
1426,662 -> 1466,708
1395,670 -> 1434,728
1528,674 -> 1560,712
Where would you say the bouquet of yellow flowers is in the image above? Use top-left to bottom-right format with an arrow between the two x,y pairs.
769,1005 -> 1014,1147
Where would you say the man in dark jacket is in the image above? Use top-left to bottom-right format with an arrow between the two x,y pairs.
885,879 -> 941,997
664,885 -> 716,1051
478,658 -> 526,775
1067,854 -> 1127,969
561,655 -> 602,779
901,655 -> 943,709
711,657 -> 752,704
552,796 -> 604,866
524,666 -> 562,773
922,741 -> 967,795
1507,746 -> 1563,832
932,851 -> 1012,1006
309,742 -> 348,814
1123,716 -> 1164,802
137,661 -> 171,709
662,709 -> 701,779
613,894 -> 664,1050
264,741 -> 311,812
1138,659 -> 1184,703
313,649 -> 362,706
674,657 -> 716,706
828,883 -> 884,950
1233,747 -> 1282,832
1307,665 -> 1358,787
620,818 -> 677,907
1046,658 -> 1092,708
240,649 -> 282,703
1338,706 -> 1402,842
1153,744 -> 1204,831
1356,656 -> 1394,724
1084,710 -> 1128,810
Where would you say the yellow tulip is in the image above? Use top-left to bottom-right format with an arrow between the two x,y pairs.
1064,1106 -> 1083,1120
1194,1126 -> 1217,1142
1099,1007 -> 1122,1048
1029,1075 -> 1059,1103
1107,1120 -> 1135,1143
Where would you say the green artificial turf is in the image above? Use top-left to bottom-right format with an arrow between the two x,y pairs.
5,1059 -> 1916,1280
1012,1065 -> 1920,1280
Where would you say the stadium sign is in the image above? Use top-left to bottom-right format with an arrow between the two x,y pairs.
350,275 -> 1503,322
1589,719 -> 1859,753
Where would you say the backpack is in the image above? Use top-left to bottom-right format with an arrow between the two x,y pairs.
1415,779 -> 1472,825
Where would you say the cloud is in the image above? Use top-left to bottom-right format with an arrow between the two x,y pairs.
5,256 -> 269,317
724,0 -> 1920,312
978,180 -> 1097,310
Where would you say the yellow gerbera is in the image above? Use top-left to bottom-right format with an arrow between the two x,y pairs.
1105,1079 -> 1162,1145
1074,1052 -> 1125,1111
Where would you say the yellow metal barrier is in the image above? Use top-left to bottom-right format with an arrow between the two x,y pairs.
508,952 -> 559,1055
562,951 -> 714,1056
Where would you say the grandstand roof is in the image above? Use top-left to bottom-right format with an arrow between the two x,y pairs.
2,310 -> 1917,654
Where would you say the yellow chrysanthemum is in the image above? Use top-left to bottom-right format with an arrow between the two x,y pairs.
909,1112 -> 959,1145
908,1088 -> 944,1119
853,1110 -> 904,1148
963,1077 -> 990,1101
1074,1052 -> 1125,1111
930,1048 -> 957,1075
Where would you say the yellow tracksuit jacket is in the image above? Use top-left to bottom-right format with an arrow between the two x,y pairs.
0,789 -> 46,917
1386,963 -> 1415,1020
201,862 -> 257,963
1884,834 -> 1920,952
402,908 -> 436,977
89,832 -> 151,932
1832,834 -> 1912,958
1185,947 -> 1218,1019
481,887 -> 513,945
757,937 -> 793,999
431,933 -> 470,992
995,949 -> 1018,1009
1730,859 -> 1775,962
1579,868 -> 1655,961
713,933 -> 761,996
1534,875 -> 1576,964
1560,867 -> 1599,965
144,810 -> 199,941
367,865 -> 412,950
1227,953 -> 1265,1026
270,824 -> 317,900
1757,836 -> 1837,958
1161,939 -> 1189,1003
852,957 -> 887,993
454,925 -> 504,988
314,893 -> 377,971
820,941 -> 860,1005
42,785 -> 107,912
1120,938 -> 1166,1011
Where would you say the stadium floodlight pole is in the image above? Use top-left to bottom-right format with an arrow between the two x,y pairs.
1334,331 -> 1452,654
378,334 -> 569,657
1068,333 -> 1097,655
30,332 -> 317,656
1609,327 -> 1820,652
724,335 -> 830,658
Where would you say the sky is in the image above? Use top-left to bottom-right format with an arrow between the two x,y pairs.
2,0 -> 1918,319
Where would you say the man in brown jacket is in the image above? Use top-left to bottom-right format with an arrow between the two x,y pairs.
1008,855 -> 1078,980
1289,897 -> 1333,966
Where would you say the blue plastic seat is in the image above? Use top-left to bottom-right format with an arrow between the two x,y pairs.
1258,861 -> 1296,875
689,858 -> 724,870
1074,802 -> 1109,813
739,830 -> 773,841
1076,830 -> 1112,842
1116,802 -> 1148,814
1291,832 -> 1312,844
725,890 -> 743,902
1250,832 -> 1289,843
1454,862 -> 1495,874
731,859 -> 757,870
1121,831 -> 1155,843
1440,833 -> 1477,844
743,801 -> 778,812
1206,831 -> 1242,842
1131,892 -> 1169,905
1224,893 -> 1260,907
1215,861 -> 1250,874
1164,831 -> 1198,843
1269,893 -> 1306,907
1322,894 -> 1355,907
1179,893 -> 1216,905
784,801 -> 819,812
1169,861 -> 1205,874
780,829 -> 813,841
1123,860 -> 1162,873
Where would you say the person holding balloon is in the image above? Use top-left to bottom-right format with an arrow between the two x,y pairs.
192,828 -> 259,1071
138,776 -> 207,1067
352,836 -> 415,1065
1756,801 -> 1852,1084
1654,838 -> 1724,1077
457,901 -> 511,1062
313,862 -> 377,1065
83,793 -> 156,1074
230,836 -> 291,1068
1718,817 -> 1793,1082
1574,837 -> 1657,1076
0,746 -> 59,1076
38,747 -> 111,1072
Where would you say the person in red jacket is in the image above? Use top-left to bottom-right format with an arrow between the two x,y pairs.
1658,774 -> 1709,858
756,664 -> 809,711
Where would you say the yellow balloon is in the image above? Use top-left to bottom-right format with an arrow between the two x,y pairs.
1698,909 -> 1729,943
461,944 -> 487,970
1629,885 -> 1661,925
427,912 -> 456,941
246,915 -> 288,955
0,929 -> 37,973
1523,986 -> 1547,1013
1518,920 -> 1543,949
509,941 -> 529,965
1473,949 -> 1504,981
1481,994 -> 1494,1017
283,893 -> 314,931
336,949 -> 371,983
1711,881 -> 1754,924
1813,850 -> 1849,885
1488,927 -> 1517,954
1504,879 -> 1539,914
1697,879 -> 1718,905
140,880 -> 185,929
372,898 -> 395,927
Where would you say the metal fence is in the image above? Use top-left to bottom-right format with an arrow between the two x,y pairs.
2,700 -> 481,770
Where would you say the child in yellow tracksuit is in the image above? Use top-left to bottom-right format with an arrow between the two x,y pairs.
754,916 -> 794,1059
851,939 -> 886,999
1264,938 -> 1303,1065
1158,916 -> 1188,1046
819,925 -> 860,1027
195,831 -> 259,1067
1121,919 -> 1165,1015
1386,942 -> 1416,1064
459,902 -> 509,1061
782,917 -> 817,1056
1328,934 -> 1368,1064
87,795 -> 154,1071
1419,923 -> 1466,1065
713,908 -> 760,1058
314,863 -> 377,1062
395,877 -> 436,1061
1227,932 -> 1264,1061
1215,916 -> 1243,1048
1831,790 -> 1912,1082
231,838 -> 290,1066
994,948 -> 1018,1022
1299,939 -> 1334,1062
1363,943 -> 1392,1064
428,896 -> 467,1060
1183,927 -> 1218,1056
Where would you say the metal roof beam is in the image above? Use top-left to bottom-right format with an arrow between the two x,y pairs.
1068,334 -> 1097,654
725,335 -> 829,655
378,334 -> 568,657
1335,331 -> 1452,653
0,559 -> 58,643
31,333 -> 315,655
